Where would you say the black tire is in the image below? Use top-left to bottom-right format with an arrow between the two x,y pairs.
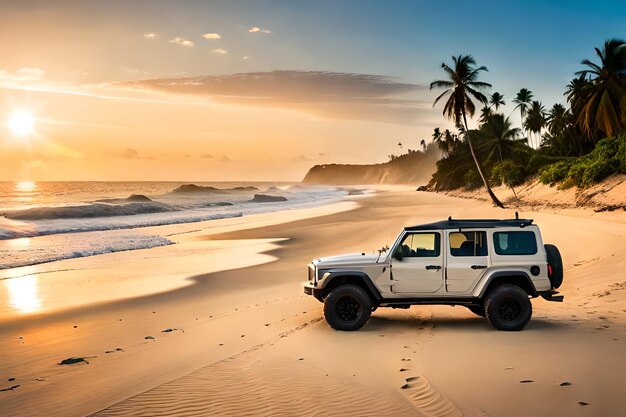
484,284 -> 532,331
466,305 -> 486,317
323,284 -> 372,331
544,244 -> 563,289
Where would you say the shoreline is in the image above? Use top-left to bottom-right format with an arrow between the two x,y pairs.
0,200 -> 358,322
1,189 -> 625,416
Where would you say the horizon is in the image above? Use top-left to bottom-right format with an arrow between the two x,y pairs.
1,0 -> 624,181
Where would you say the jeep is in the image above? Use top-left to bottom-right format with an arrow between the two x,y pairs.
303,217 -> 564,331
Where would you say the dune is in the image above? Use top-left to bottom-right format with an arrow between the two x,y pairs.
1,189 -> 625,417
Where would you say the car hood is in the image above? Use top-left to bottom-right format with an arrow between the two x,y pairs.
314,253 -> 381,267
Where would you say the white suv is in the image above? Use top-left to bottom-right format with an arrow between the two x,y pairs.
304,217 -> 564,331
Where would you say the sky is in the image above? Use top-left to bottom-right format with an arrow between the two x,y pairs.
0,0 -> 624,181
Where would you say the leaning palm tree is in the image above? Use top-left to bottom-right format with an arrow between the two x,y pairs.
489,92 -> 505,111
430,54 -> 504,207
478,114 -> 521,197
575,38 -> 626,139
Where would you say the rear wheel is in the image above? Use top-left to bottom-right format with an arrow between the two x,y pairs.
485,284 -> 532,331
544,244 -> 563,289
323,284 -> 372,331
466,305 -> 486,317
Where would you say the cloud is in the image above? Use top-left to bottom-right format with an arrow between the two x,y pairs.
248,27 -> 271,34
200,153 -> 213,159
242,56 -> 249,60
211,48 -> 228,55
144,33 -> 158,39
116,70 -> 430,124
0,67 -> 45,83
203,33 -> 222,40
219,155 -> 231,162
169,37 -> 194,47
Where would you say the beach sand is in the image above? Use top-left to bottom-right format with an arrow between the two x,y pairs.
1,190 -> 625,416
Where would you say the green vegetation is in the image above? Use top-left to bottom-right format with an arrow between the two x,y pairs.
428,39 -> 626,201
539,134 -> 626,188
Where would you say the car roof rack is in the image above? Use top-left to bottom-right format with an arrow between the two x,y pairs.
404,217 -> 534,231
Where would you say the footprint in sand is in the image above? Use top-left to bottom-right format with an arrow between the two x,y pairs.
578,401 -> 590,406
559,382 -> 572,387
519,380 -> 534,384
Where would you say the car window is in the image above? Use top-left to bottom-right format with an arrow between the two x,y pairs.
398,233 -> 440,258
493,231 -> 537,255
449,231 -> 488,256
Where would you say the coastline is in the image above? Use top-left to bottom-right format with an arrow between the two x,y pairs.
1,189 -> 625,417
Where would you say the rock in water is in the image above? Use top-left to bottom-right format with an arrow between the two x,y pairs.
249,194 -> 288,203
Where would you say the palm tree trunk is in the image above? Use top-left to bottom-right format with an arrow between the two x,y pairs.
498,145 -> 518,199
462,111 -> 505,208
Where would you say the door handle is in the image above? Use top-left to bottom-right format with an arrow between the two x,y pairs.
425,265 -> 441,270
471,265 -> 487,270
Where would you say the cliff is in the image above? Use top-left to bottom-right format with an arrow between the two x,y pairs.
302,147 -> 439,185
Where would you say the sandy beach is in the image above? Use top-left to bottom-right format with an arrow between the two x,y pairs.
1,189 -> 625,417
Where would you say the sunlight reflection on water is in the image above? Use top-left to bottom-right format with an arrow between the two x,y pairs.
4,274 -> 41,313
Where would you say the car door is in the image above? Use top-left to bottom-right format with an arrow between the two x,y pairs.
391,231 -> 443,293
445,230 -> 490,293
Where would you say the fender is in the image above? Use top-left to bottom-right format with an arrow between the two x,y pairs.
475,270 -> 538,298
318,269 -> 383,301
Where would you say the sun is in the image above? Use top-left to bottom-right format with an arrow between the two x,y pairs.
7,110 -> 35,136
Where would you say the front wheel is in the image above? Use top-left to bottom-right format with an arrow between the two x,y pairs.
323,284 -> 372,331
484,284 -> 532,331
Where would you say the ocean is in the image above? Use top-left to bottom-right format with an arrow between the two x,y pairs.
0,181 -> 365,269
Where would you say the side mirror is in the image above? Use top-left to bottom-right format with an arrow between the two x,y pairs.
393,249 -> 403,261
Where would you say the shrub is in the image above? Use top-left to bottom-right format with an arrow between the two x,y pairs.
491,161 -> 525,187
539,135 -> 624,188
539,160 -> 571,185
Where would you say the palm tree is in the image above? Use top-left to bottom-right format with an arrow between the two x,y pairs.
565,75 -> 590,114
546,103 -> 570,137
575,38 -> 626,139
420,139 -> 427,152
524,101 -> 546,148
478,114 -> 521,197
489,92 -> 505,111
512,88 -> 533,145
479,106 -> 492,125
430,55 -> 504,207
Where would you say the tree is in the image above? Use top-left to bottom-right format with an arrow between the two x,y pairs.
489,92 -> 505,111
575,38 -> 626,139
524,101 -> 546,148
513,88 -> 533,146
479,106 -> 492,125
546,103 -> 570,137
430,54 -> 504,207
478,114 -> 521,197
420,139 -> 427,152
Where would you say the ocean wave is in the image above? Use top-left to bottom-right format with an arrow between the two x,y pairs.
0,233 -> 174,270
1,201 -> 175,220
0,211 -> 243,240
